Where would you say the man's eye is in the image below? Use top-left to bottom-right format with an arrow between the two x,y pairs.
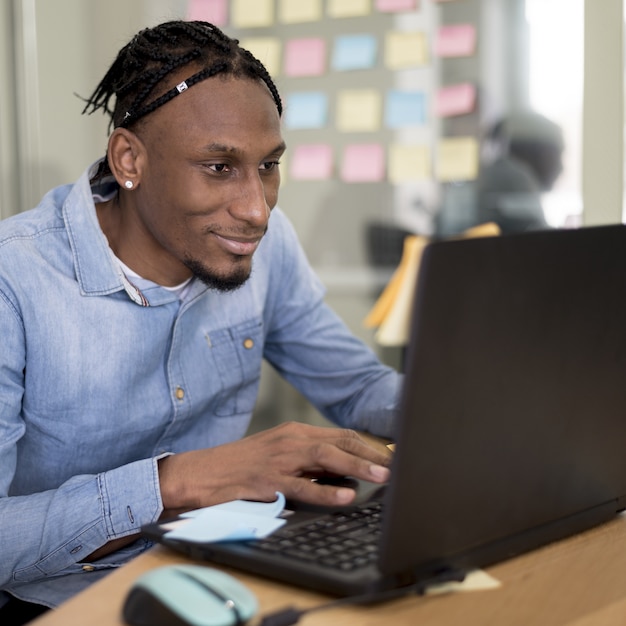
208,163 -> 230,173
260,161 -> 280,171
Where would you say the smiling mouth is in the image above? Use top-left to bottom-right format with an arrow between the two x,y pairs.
212,233 -> 262,256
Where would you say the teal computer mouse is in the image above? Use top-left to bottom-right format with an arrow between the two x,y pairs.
122,564 -> 258,626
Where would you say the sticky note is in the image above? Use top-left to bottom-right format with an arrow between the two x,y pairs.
289,144 -> 334,180
385,31 -> 428,68
437,137 -> 479,181
186,0 -> 228,25
435,24 -> 477,58
327,0 -> 371,18
166,493 -> 287,543
336,89 -> 382,132
231,0 -> 274,28
239,37 -> 281,77
278,0 -> 323,22
435,83 -> 476,117
341,143 -> 385,182
385,90 -> 427,128
284,92 -> 328,129
332,34 -> 378,71
284,38 -> 326,77
375,0 -> 418,10
388,143 -> 431,182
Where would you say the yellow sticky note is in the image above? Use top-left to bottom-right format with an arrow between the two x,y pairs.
231,0 -> 274,28
239,37 -> 281,77
278,0 -> 322,23
336,89 -> 382,132
385,31 -> 428,69
437,137 -> 479,182
327,0 -> 371,18
388,144 -> 431,183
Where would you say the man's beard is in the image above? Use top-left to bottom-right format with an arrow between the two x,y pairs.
183,257 -> 250,292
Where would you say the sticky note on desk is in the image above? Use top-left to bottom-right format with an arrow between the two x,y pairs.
165,493 -> 287,543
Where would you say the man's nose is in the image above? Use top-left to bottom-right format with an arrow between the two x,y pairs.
231,171 -> 271,227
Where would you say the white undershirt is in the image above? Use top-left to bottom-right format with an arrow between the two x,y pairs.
116,256 -> 194,301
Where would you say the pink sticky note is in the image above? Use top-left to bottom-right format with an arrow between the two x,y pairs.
435,24 -> 477,58
435,83 -> 476,117
341,144 -> 385,182
284,38 -> 326,77
375,0 -> 418,11
290,144 -> 333,180
186,0 -> 228,25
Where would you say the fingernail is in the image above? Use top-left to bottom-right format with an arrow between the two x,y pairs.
336,488 -> 355,505
369,464 -> 390,482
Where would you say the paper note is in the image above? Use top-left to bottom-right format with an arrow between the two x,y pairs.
332,34 -> 378,71
385,31 -> 428,69
435,83 -> 476,117
284,38 -> 327,77
231,0 -> 274,28
284,92 -> 328,129
376,0 -> 418,11
166,493 -> 287,543
341,143 -> 385,182
336,89 -> 382,132
425,569 -> 502,595
186,0 -> 228,25
437,137 -> 479,182
372,235 -> 429,346
385,90 -> 427,128
327,0 -> 371,18
435,24 -> 477,58
239,37 -> 281,77
289,144 -> 334,180
388,143 -> 431,183
278,0 -> 323,22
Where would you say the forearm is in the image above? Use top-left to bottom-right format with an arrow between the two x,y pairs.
0,458 -> 162,588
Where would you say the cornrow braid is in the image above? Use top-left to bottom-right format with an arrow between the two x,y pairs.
81,20 -> 282,135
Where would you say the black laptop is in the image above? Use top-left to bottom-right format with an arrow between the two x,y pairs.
143,223 -> 626,597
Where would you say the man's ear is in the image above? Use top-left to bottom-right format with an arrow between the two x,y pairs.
106,128 -> 146,190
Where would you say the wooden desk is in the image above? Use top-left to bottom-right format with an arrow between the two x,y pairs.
31,512 -> 626,626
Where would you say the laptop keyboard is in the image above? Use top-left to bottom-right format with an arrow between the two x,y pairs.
249,501 -> 383,571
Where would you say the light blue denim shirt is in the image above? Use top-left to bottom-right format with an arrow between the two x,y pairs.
0,163 -> 402,608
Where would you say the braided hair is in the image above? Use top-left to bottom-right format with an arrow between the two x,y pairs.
81,20 -> 282,160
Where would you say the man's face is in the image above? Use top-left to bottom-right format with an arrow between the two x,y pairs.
128,75 -> 285,291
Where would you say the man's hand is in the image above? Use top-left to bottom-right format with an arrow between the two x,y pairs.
158,422 -> 392,515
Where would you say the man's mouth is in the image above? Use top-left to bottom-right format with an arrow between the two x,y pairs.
212,232 -> 262,256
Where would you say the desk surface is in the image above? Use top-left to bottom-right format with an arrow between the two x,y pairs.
31,512 -> 626,626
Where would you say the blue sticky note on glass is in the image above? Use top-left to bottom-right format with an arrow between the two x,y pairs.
331,34 -> 378,71
385,90 -> 427,128
284,92 -> 329,129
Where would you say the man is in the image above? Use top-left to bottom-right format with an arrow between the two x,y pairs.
474,111 -> 565,234
0,21 -> 401,622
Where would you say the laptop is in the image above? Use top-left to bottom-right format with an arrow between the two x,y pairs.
143,223 -> 626,598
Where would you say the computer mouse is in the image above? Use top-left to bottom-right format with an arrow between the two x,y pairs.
122,564 -> 258,626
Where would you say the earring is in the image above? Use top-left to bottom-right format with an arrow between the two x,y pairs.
124,180 -> 134,189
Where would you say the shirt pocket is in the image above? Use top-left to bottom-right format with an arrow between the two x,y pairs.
206,318 -> 264,417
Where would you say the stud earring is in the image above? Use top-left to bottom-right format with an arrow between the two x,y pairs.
124,180 -> 134,189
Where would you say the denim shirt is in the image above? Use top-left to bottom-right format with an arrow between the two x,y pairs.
0,163 -> 402,608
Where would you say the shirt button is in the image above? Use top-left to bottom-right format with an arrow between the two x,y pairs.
175,387 -> 185,400
82,565 -> 95,572
243,338 -> 254,349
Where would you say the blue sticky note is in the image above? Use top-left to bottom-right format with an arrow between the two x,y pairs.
165,492 -> 287,543
385,90 -> 427,128
284,92 -> 329,129
332,34 -> 378,71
